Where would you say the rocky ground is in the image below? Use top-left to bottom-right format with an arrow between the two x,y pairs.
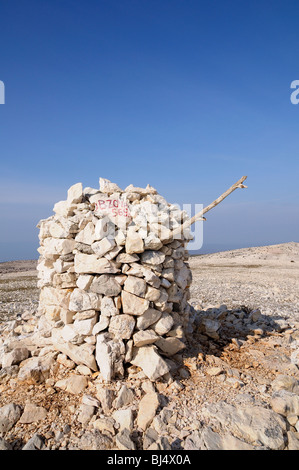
0,242 -> 298,451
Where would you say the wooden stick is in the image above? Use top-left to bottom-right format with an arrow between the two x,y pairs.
170,175 -> 247,238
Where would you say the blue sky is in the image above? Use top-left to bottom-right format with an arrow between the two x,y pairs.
0,0 -> 298,261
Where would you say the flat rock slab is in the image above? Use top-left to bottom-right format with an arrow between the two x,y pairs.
137,392 -> 160,430
202,401 -> 287,450
19,403 -> 48,424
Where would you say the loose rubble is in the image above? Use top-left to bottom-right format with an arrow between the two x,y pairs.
0,299 -> 299,450
0,178 -> 298,451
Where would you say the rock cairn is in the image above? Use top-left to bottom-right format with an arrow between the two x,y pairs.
36,178 -> 193,382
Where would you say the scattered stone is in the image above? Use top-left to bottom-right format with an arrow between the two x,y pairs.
0,403 -> 22,435
77,404 -> 95,424
137,392 -> 160,430
271,374 -> 299,394
96,385 -> 114,414
114,384 -> 134,409
1,347 -> 29,367
185,427 -> 258,450
18,356 -> 54,384
2,179 -> 298,452
0,438 -> 12,450
147,436 -> 171,450
93,417 -> 115,435
206,367 -> 223,376
287,431 -> 299,450
22,434 -> 46,450
19,403 -> 48,424
131,345 -> 170,380
73,430 -> 113,450
113,408 -> 134,431
115,428 -> 136,450
270,389 -> 299,417
82,394 -> 101,408
55,374 -> 88,394
202,401 -> 286,450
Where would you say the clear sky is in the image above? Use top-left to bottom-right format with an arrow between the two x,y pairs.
0,0 -> 298,261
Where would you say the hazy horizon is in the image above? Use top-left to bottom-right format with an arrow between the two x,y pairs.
0,238 -> 298,263
1,1 -> 299,262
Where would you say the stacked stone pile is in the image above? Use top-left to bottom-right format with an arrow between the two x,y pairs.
36,178 -> 193,382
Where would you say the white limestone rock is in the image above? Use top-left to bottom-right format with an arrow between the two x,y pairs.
116,252 -> 139,263
1,347 -> 29,368
53,200 -> 76,217
61,324 -> 85,344
90,274 -> 122,297
133,329 -> 159,347
75,222 -> 96,245
108,314 -> 135,340
53,258 -> 74,273
92,237 -> 116,257
92,316 -> 110,335
125,232 -> 144,254
100,296 -> 119,316
94,218 -> 112,241
53,272 -> 76,288
55,374 -> 88,394
99,177 -> 123,193
141,250 -> 165,266
43,238 -> 76,256
121,291 -> 150,316
136,308 -> 162,330
76,274 -> 93,290
155,337 -> 185,356
152,312 -> 174,335
53,340 -> 97,371
145,286 -> 161,302
144,233 -> 163,250
113,408 -> 134,431
137,392 -> 160,431
131,345 -> 170,380
74,314 -> 98,336
123,275 -> 147,297
69,288 -> 101,312
74,253 -> 120,274
95,333 -> 125,381
67,182 -> 83,205
124,183 -> 157,196
39,286 -> 72,309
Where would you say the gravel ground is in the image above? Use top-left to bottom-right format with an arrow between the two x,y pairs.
0,243 -> 298,450
189,241 -> 299,320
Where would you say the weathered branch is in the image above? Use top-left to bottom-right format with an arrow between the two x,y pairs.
170,175 -> 247,239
